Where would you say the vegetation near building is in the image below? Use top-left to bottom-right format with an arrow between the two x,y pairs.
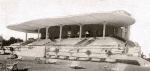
0,36 -> 23,46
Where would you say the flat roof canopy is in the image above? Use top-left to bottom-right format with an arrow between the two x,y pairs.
7,10 -> 135,33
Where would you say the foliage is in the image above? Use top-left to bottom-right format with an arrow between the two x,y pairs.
1,37 -> 23,46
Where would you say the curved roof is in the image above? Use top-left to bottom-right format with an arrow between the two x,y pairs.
7,10 -> 135,33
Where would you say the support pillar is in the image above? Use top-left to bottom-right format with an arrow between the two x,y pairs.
59,25 -> 63,40
38,28 -> 40,40
103,23 -> 106,38
79,24 -> 82,39
25,33 -> 28,41
125,26 -> 130,40
46,27 -> 49,39
121,27 -> 126,39
0,36 -> 3,47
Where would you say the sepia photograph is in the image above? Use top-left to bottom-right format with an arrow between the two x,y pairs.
0,0 -> 150,71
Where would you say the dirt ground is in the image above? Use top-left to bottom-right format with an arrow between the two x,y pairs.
0,55 -> 150,71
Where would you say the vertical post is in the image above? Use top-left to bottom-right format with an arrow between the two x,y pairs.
125,26 -> 130,40
38,28 -> 40,40
44,46 -> 46,58
0,41 -> 2,48
0,35 -> 3,48
113,27 -> 116,35
59,25 -> 63,40
46,27 -> 49,39
25,33 -> 28,41
121,27 -> 126,38
79,24 -> 82,39
103,23 -> 106,38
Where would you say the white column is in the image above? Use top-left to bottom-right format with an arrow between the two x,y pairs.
121,27 -> 126,39
125,26 -> 130,40
103,24 -> 106,38
0,36 -> 3,47
46,27 -> 49,39
25,33 -> 28,41
59,25 -> 63,40
79,24 -> 82,39
38,28 -> 40,39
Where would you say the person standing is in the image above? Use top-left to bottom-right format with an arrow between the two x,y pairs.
10,47 -> 14,54
107,50 -> 112,57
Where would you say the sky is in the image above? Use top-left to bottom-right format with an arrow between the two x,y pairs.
0,0 -> 150,56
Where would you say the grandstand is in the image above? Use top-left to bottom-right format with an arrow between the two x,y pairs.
7,10 -> 149,67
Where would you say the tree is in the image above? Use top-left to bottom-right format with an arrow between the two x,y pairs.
1,37 -> 23,46
0,36 -> 3,42
9,37 -> 17,44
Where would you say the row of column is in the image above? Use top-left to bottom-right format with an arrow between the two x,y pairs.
25,23 -> 108,41
58,24 -> 107,40
59,24 -> 82,40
